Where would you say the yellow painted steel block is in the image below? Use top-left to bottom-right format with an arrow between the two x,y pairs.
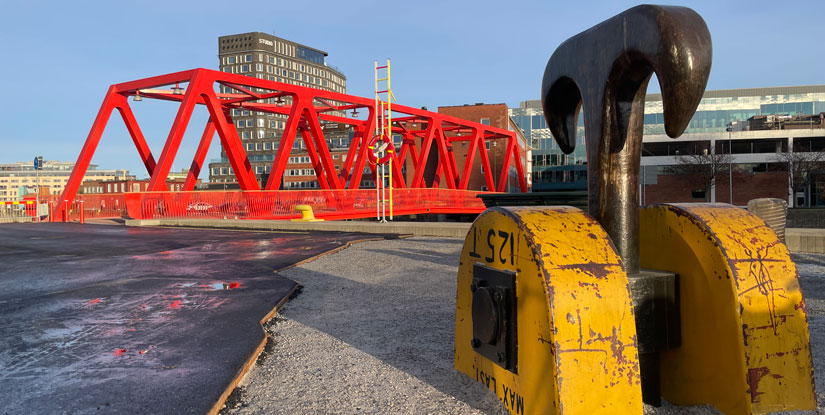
639,203 -> 816,414
455,206 -> 642,414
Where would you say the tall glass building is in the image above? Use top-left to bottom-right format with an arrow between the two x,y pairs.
511,85 -> 825,200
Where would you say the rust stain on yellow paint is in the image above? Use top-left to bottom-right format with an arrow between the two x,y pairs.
455,206 -> 642,414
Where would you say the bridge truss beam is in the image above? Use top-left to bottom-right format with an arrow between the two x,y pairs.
54,68 -> 527,221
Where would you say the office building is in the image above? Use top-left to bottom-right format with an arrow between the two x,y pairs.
0,160 -> 131,202
511,85 -> 825,205
209,32 -> 348,185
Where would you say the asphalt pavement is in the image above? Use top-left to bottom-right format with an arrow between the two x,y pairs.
0,223 -> 385,415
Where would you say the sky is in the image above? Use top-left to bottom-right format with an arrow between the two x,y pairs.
0,0 -> 822,180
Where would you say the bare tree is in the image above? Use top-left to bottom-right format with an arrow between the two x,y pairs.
773,150 -> 825,207
669,152 -> 732,202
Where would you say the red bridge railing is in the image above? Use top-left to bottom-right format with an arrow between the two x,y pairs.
52,189 -> 488,222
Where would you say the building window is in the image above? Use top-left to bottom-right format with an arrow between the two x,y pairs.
245,54 -> 253,62
480,118 -> 491,125
227,56 -> 235,64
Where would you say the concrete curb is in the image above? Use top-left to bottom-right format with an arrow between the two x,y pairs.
125,218 -> 472,239
124,219 -> 825,253
786,228 -> 825,254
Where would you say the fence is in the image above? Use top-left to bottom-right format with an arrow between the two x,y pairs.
48,189 -> 488,222
42,194 -> 128,223
133,189 -> 487,220
0,201 -> 38,223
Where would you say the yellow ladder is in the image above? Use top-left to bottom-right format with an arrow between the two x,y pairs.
374,59 -> 396,220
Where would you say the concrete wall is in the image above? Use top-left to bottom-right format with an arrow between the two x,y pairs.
788,208 -> 825,228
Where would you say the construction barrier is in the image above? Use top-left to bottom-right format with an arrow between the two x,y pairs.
0,200 -> 37,223
47,189 -> 487,222
132,189 -> 487,221
40,194 -> 127,223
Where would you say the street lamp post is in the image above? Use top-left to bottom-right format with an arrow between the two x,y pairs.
726,125 -> 733,204
493,141 -> 498,191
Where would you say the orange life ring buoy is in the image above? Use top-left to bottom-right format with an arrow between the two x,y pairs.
367,134 -> 395,165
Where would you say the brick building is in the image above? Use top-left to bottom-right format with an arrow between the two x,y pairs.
433,103 -> 530,191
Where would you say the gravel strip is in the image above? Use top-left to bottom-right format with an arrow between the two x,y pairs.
227,238 -> 825,415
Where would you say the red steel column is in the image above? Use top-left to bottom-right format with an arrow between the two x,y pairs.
458,129 -> 481,190
432,127 -> 457,189
183,118 -> 216,191
304,106 -> 342,189
299,124 -> 331,189
347,108 -> 377,189
510,139 -> 528,192
116,103 -> 157,177
339,130 -> 361,185
497,135 -> 516,192
54,86 -> 121,221
147,72 -> 207,191
201,87 -> 260,190
265,97 -> 303,190
477,134 -> 496,191
410,122 -> 437,188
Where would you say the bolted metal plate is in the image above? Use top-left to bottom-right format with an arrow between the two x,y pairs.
471,263 -> 517,373
627,268 -> 680,406
628,269 -> 680,354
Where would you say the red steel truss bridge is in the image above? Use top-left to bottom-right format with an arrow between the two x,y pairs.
52,68 -> 527,222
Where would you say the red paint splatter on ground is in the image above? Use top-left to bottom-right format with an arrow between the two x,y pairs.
228,282 -> 241,289
139,350 -> 148,355
113,348 -> 127,357
141,304 -> 148,309
88,298 -> 101,305
127,328 -> 135,332
169,300 -> 182,309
